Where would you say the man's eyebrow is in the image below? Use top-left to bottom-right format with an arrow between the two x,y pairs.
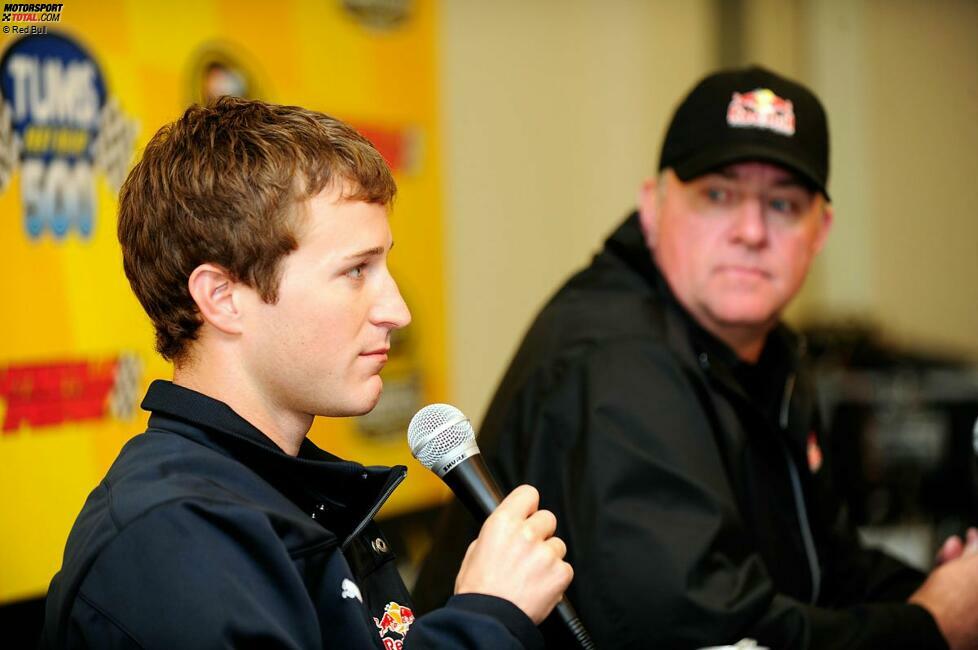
342,242 -> 394,260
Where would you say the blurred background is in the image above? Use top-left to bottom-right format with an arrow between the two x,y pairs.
1,0 -> 976,645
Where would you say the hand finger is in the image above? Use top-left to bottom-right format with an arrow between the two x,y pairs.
558,560 -> 574,588
937,535 -> 963,564
966,528 -> 978,555
494,484 -> 540,520
523,509 -> 558,541
545,535 -> 567,560
463,539 -> 478,563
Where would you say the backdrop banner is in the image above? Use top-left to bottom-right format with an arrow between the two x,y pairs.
0,0 -> 448,604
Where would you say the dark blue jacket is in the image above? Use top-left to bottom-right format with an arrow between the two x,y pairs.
43,380 -> 541,649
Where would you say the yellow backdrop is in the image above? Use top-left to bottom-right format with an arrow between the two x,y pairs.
0,0 -> 448,604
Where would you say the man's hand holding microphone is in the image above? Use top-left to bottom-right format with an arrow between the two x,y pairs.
409,404 -> 595,648
454,484 -> 572,624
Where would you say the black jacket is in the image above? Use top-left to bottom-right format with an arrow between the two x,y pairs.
414,214 -> 947,649
43,380 -> 542,649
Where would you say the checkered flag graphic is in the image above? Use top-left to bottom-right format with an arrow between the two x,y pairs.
92,98 -> 138,191
109,353 -> 143,420
0,101 -> 21,195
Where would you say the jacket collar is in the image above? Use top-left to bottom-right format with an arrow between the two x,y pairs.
141,380 -> 405,544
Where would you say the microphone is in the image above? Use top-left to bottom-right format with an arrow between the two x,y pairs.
408,404 -> 597,650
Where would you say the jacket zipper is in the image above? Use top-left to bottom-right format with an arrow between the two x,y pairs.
341,468 -> 407,550
779,372 -> 822,604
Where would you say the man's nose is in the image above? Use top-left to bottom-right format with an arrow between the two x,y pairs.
729,196 -> 768,247
372,273 -> 412,330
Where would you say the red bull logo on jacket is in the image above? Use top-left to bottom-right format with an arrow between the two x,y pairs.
373,601 -> 415,648
807,430 -> 823,473
727,88 -> 796,136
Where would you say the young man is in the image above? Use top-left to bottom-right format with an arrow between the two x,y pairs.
42,97 -> 572,649
414,66 -> 978,648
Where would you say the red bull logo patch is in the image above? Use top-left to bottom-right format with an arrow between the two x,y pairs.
807,430 -> 823,473
727,88 -> 796,136
373,601 -> 415,647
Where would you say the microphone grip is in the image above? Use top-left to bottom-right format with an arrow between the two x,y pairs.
441,453 -> 505,516
441,455 -> 598,649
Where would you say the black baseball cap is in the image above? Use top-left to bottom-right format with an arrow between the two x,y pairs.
658,65 -> 830,198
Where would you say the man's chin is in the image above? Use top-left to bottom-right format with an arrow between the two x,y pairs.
314,380 -> 383,418
721,319 -> 780,339
707,304 -> 780,332
352,379 -> 384,416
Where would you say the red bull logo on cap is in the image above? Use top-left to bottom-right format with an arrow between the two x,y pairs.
373,601 -> 415,646
727,88 -> 796,136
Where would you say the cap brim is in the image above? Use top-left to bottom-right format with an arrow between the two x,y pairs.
671,142 -> 830,200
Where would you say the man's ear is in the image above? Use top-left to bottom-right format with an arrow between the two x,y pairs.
187,263 -> 244,335
637,176 -> 660,249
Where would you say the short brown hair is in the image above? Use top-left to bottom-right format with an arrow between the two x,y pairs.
118,97 -> 396,362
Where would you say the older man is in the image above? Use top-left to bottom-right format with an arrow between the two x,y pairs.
415,66 -> 978,649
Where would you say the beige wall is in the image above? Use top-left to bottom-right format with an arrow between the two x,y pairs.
439,0 -> 978,425
439,0 -> 718,421
793,0 -> 978,357
860,0 -> 977,356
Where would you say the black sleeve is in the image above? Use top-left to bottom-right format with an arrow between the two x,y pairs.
408,594 -> 543,650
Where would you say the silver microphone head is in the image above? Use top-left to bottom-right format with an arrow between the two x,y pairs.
407,403 -> 481,477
